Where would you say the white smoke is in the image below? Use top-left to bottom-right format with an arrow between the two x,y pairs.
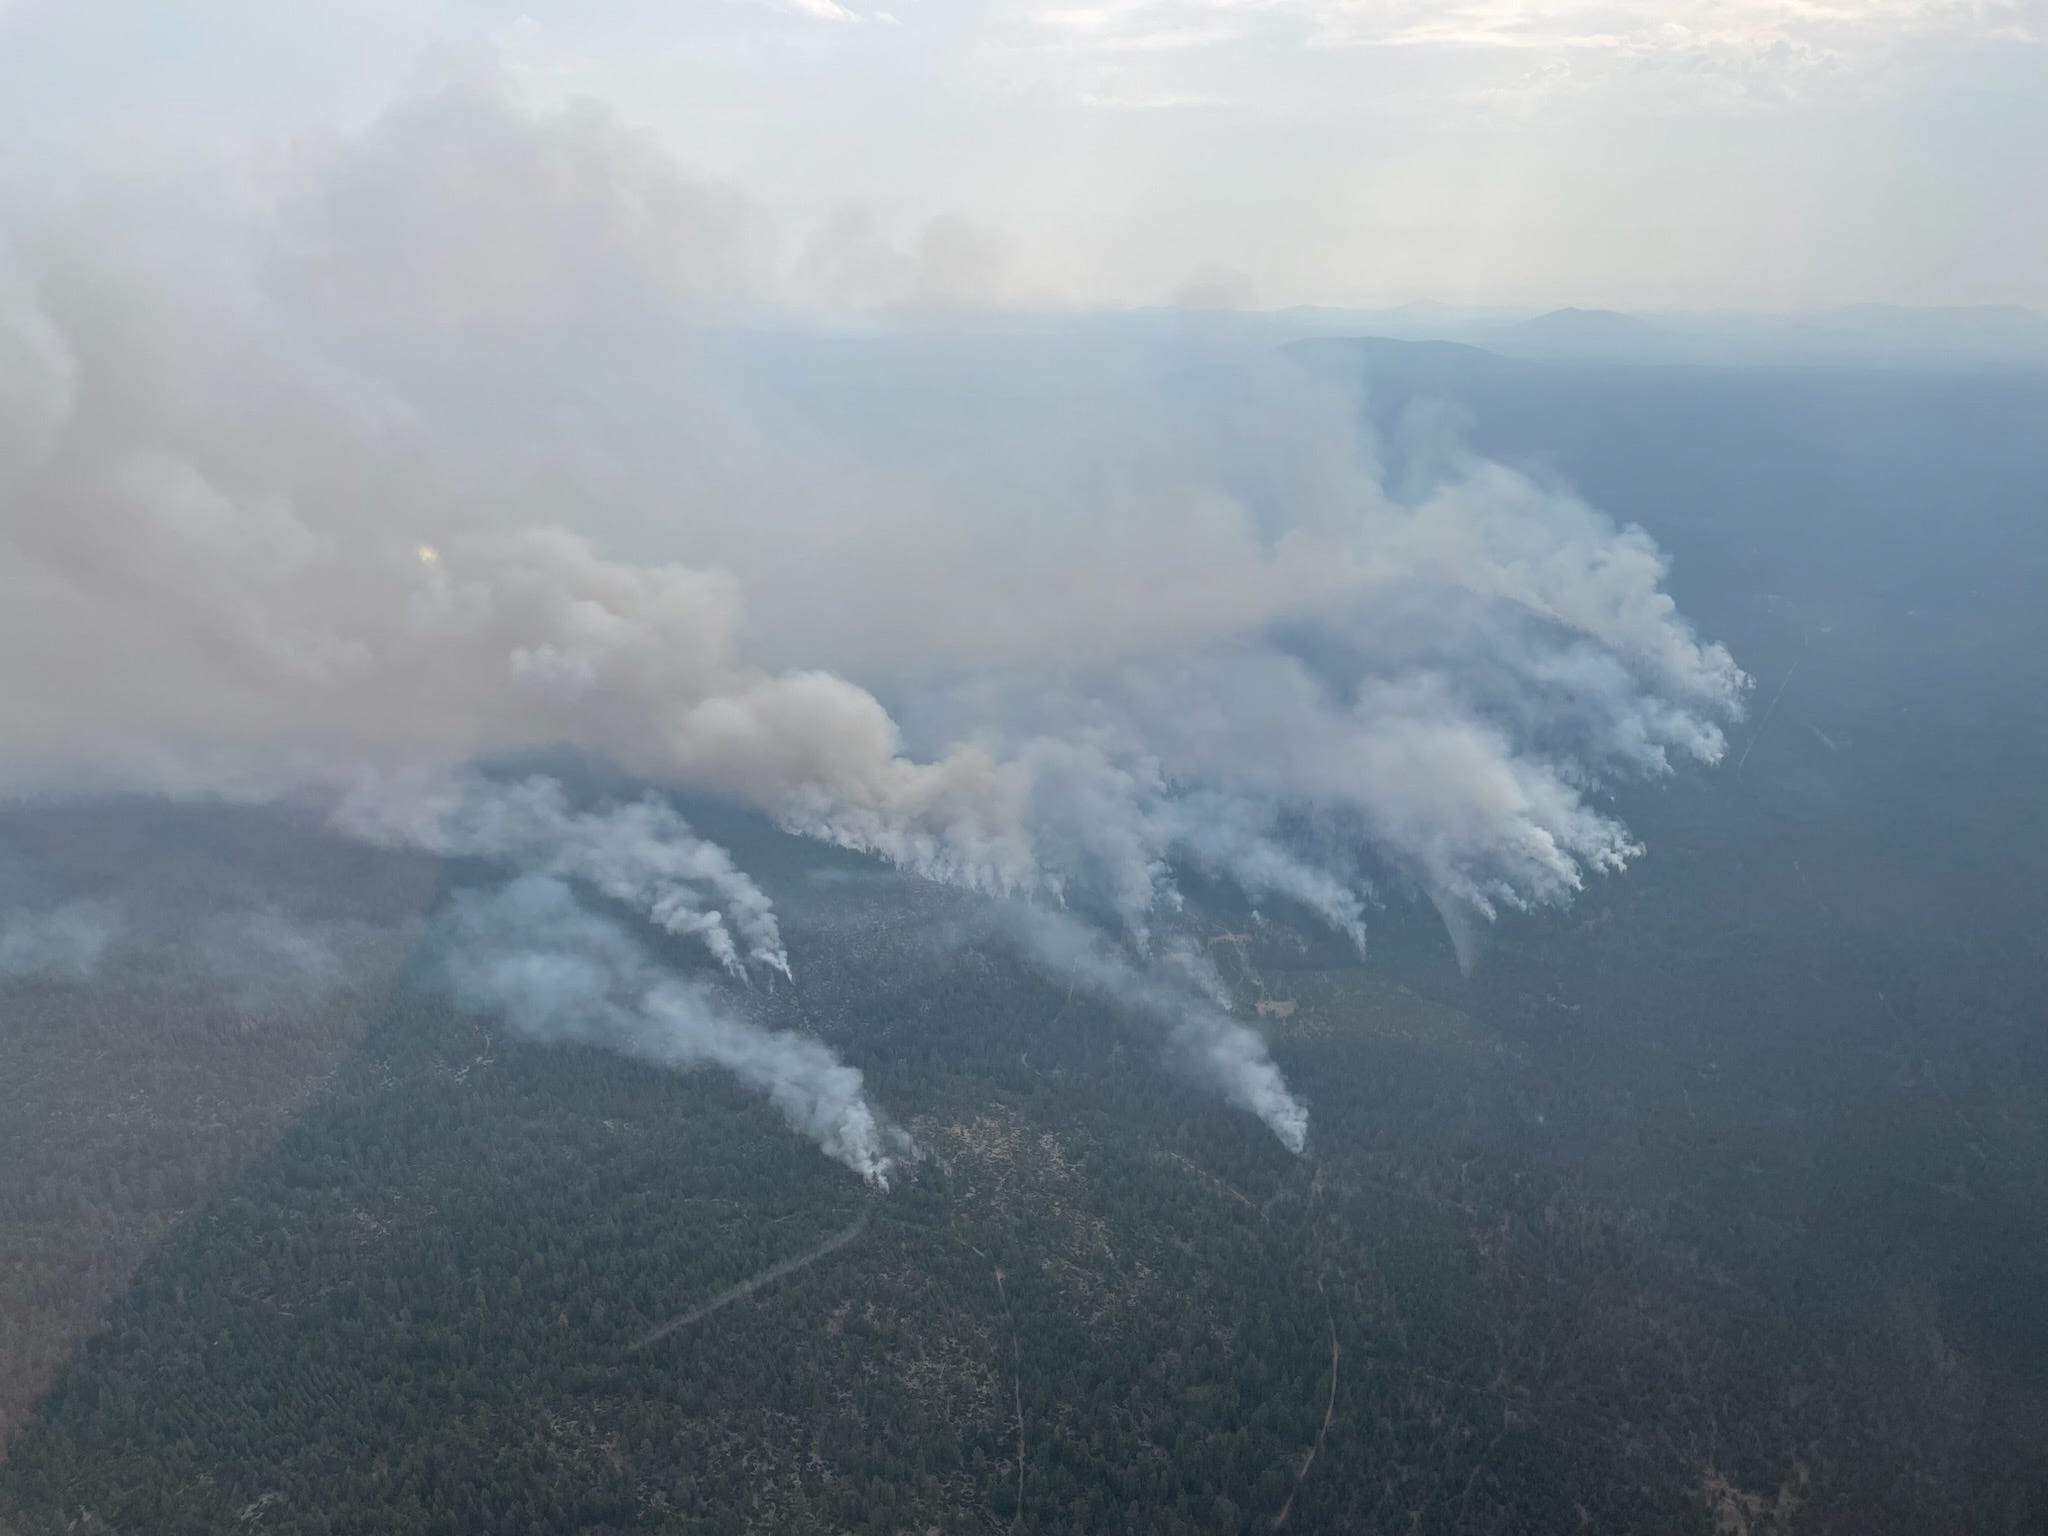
332,770 -> 790,980
0,72 -> 1747,1142
439,876 -> 903,1185
0,225 -> 1041,896
1004,905 -> 1310,1155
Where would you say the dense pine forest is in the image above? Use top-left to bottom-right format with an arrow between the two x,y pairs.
4,770 -> 2047,1534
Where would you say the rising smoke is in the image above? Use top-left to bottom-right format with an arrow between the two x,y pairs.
439,876 -> 903,1185
1003,905 -> 1310,1155
332,770 -> 790,980
0,69 -> 1745,1158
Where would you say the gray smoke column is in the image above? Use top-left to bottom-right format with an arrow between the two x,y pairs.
333,770 -> 789,980
1004,905 -> 1309,1154
440,876 -> 904,1186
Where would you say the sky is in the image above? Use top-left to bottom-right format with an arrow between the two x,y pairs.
1,0 -> 2042,311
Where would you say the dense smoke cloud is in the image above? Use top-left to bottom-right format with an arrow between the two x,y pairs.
0,72 -> 1746,1151
439,876 -> 902,1185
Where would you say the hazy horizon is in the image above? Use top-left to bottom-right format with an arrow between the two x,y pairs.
3,0 -> 2044,314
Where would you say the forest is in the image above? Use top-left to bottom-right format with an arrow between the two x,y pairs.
4,770 -> 2047,1533
4,348 -> 2047,1534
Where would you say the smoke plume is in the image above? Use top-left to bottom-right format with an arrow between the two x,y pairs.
1005,905 -> 1310,1154
439,876 -> 902,1185
0,71 -> 1746,1147
332,770 -> 789,980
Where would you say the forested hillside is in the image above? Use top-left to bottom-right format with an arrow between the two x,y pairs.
5,793 -> 2046,1533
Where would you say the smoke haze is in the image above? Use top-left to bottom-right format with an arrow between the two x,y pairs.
0,900 -> 116,981
0,67 -> 1744,1153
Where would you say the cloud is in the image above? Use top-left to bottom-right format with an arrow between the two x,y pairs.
1313,0 -> 2045,55
1014,0 -> 2044,110
1028,0 -> 2043,60
772,0 -> 863,20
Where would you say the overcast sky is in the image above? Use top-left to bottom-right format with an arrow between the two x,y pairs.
2,0 -> 2042,310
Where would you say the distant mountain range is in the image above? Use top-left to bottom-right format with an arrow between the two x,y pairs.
1266,301 -> 2048,369
1487,306 -> 1667,356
